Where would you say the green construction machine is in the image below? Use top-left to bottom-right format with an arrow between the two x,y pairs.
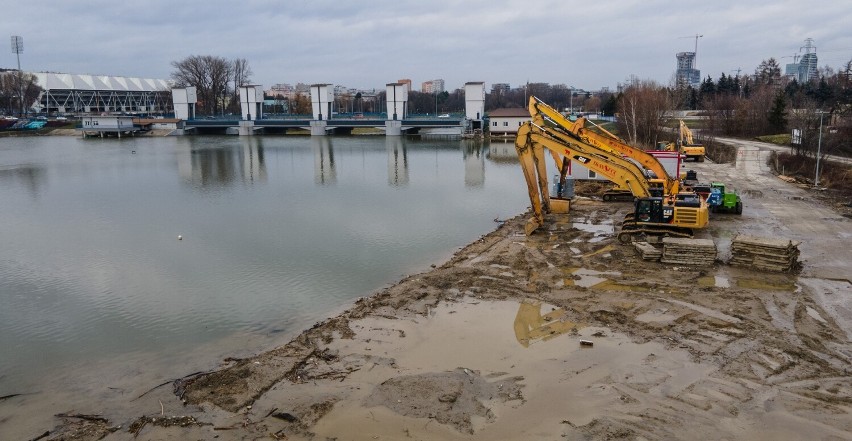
707,182 -> 743,214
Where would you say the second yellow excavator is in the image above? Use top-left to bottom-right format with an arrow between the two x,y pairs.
526,96 -> 685,198
515,121 -> 708,242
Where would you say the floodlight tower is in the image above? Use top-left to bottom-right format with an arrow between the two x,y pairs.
11,35 -> 24,117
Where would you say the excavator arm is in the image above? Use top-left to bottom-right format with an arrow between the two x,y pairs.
515,122 -> 652,235
527,96 -> 682,196
679,120 -> 694,145
678,120 -> 706,162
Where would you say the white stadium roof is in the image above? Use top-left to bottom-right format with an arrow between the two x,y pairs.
33,72 -> 171,92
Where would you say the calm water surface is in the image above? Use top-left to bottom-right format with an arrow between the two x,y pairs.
0,135 -> 527,397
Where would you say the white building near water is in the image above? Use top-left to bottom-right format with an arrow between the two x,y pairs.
487,108 -> 530,136
78,115 -> 140,137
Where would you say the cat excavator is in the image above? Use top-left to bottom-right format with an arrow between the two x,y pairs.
515,120 -> 708,242
658,120 -> 705,162
526,96 -> 685,199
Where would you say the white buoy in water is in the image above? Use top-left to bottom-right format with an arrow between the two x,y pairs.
178,235 -> 183,240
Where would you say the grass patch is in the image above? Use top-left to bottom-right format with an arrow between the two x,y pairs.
770,152 -> 852,199
756,134 -> 791,145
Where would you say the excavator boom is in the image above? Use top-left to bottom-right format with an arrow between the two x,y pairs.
516,122 -> 657,234
527,97 -> 682,196
514,116 -> 708,239
678,120 -> 705,162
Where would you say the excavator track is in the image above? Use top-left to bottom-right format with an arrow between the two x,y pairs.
617,222 -> 693,243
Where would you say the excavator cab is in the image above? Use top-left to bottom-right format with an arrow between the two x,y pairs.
634,197 -> 676,224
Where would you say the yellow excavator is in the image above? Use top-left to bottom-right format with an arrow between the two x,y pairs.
515,121 -> 708,242
658,120 -> 705,162
526,97 -> 684,199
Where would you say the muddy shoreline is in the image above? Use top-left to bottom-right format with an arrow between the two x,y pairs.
6,138 -> 852,440
23,191 -> 852,440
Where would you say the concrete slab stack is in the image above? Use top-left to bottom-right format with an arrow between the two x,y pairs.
633,241 -> 663,261
661,237 -> 717,265
730,235 -> 801,272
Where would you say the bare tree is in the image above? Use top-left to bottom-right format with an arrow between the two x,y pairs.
290,92 -> 311,115
617,79 -> 673,148
0,71 -> 42,116
229,58 -> 253,114
171,55 -> 234,116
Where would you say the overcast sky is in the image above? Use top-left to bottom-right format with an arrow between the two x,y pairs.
2,0 -> 850,92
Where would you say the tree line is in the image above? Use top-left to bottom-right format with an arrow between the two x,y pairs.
610,57 -> 852,160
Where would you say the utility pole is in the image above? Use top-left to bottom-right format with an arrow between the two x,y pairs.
731,68 -> 743,97
568,86 -> 576,114
814,111 -> 825,187
11,35 -> 24,117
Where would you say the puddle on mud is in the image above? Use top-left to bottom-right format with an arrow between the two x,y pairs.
636,308 -> 679,323
579,244 -> 615,258
806,306 -> 827,324
317,298 -> 709,440
563,268 -> 649,291
571,220 -> 614,243
736,277 -> 797,291
564,267 -> 621,288
513,300 -> 583,347
592,280 -> 651,292
697,275 -> 731,288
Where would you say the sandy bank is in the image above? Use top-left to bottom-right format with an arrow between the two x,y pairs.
23,197 -> 851,441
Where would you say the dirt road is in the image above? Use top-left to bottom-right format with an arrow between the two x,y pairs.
24,139 -> 852,441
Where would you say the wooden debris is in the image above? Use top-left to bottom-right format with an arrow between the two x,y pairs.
730,234 -> 801,272
660,237 -> 716,266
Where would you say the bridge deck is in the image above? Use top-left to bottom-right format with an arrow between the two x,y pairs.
185,118 -> 464,129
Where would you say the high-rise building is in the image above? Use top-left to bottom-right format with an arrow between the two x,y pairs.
798,39 -> 818,83
676,52 -> 701,88
784,39 -> 819,83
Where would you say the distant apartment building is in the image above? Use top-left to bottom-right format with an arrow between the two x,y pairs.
397,79 -> 412,92
491,83 -> 510,94
421,79 -> 445,94
675,52 -> 701,88
266,83 -> 294,98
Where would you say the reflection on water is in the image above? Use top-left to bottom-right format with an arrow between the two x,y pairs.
0,135 -> 531,404
488,140 -> 519,163
513,299 -> 581,347
463,141 -> 485,187
387,137 -> 408,186
314,136 -> 336,185
171,136 -> 507,191
0,164 -> 46,198
178,137 -> 267,186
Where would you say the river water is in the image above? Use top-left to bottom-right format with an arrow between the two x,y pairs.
0,134 -> 527,404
